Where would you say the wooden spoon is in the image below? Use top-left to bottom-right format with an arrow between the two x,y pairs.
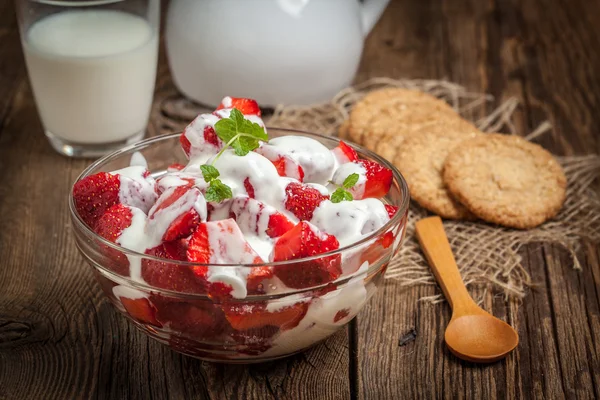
415,216 -> 519,363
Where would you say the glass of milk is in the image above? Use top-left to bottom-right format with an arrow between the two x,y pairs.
16,0 -> 160,158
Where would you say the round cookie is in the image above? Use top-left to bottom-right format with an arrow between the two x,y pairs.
375,117 -> 480,164
395,129 -> 480,219
442,133 -> 567,229
348,88 -> 462,151
337,119 -> 351,140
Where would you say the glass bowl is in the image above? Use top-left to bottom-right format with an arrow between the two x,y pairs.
69,129 -> 410,363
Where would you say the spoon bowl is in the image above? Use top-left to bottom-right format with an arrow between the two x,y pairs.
415,216 -> 519,363
445,314 -> 519,363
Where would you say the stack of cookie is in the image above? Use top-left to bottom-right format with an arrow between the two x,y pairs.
341,88 -> 567,229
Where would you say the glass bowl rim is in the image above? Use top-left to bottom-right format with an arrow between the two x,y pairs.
68,128 -> 411,268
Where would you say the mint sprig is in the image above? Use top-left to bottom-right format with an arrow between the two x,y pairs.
330,173 -> 359,203
200,109 -> 268,202
214,109 -> 268,156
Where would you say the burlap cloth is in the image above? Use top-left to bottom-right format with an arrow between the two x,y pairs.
158,78 -> 600,302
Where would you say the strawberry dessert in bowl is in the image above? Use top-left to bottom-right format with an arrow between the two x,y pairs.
69,97 -> 410,363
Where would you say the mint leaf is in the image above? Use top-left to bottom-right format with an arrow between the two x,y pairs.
331,188 -> 353,203
343,173 -> 359,189
204,109 -> 267,201
205,179 -> 233,202
200,164 -> 220,182
214,108 -> 267,155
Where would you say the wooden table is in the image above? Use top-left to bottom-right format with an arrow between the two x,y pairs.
1,0 -> 599,398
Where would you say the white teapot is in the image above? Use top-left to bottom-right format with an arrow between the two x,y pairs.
166,0 -> 390,107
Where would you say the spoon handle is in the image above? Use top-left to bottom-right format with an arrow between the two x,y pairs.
415,216 -> 477,314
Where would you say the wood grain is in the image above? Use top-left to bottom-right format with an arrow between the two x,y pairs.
354,0 -> 600,399
0,0 -> 599,399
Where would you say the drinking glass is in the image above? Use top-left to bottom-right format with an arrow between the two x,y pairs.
16,0 -> 160,158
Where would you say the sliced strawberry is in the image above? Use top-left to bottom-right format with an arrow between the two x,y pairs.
120,297 -> 161,326
273,155 -> 304,181
109,166 -> 158,214
243,178 -> 255,198
256,144 -> 305,181
203,126 -> 220,147
73,172 -> 121,228
272,222 -> 342,289
284,182 -> 329,221
180,134 -> 192,157
148,186 -> 205,242
332,141 -> 359,164
181,116 -> 223,158
359,231 -> 395,267
246,266 -> 274,294
187,219 -> 264,299
266,213 -> 296,238
359,160 -> 393,198
94,203 -> 135,276
156,172 -> 198,194
385,204 -> 399,219
222,301 -> 308,331
153,298 -> 228,339
216,97 -> 261,116
95,203 -> 132,242
142,241 -> 208,294
167,163 -> 186,172
333,308 -> 350,323
230,197 -> 295,240
187,220 -> 263,265
186,223 -> 212,264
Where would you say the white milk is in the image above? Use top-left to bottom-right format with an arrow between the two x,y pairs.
23,10 -> 158,144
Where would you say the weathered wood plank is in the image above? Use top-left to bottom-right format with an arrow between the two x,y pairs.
0,0 -> 27,137
354,0 -> 600,399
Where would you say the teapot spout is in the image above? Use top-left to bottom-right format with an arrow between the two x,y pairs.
361,0 -> 390,37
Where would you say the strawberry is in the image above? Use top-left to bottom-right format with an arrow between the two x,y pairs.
385,204 -> 398,219
108,166 -> 158,214
272,222 -> 342,289
358,160 -> 393,198
332,141 -> 359,164
180,117 -> 223,158
271,155 -> 305,181
333,308 -> 350,323
284,182 -> 329,221
243,178 -> 255,198
255,144 -> 305,182
359,231 -> 395,267
148,186 -> 205,242
187,219 -> 264,299
141,241 -> 208,294
153,298 -> 228,339
95,203 -> 133,241
265,213 -> 296,238
180,134 -> 192,157
246,266 -> 274,294
187,219 -> 263,265
94,203 -> 135,276
203,126 -> 220,147
73,172 -> 121,228
119,297 -> 161,326
216,97 -> 261,116
186,224 -> 212,264
167,163 -> 186,172
222,301 -> 308,331
230,197 -> 295,240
